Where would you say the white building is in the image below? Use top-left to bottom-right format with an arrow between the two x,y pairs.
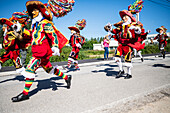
144,32 -> 170,45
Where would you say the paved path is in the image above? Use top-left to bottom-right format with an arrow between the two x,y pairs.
0,54 -> 170,113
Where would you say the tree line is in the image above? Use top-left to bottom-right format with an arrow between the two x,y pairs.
82,37 -> 104,50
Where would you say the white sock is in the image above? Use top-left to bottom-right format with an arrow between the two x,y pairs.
138,51 -> 142,58
116,57 -> 123,71
127,67 -> 132,75
134,49 -> 137,57
123,62 -> 133,75
0,63 -> 1,70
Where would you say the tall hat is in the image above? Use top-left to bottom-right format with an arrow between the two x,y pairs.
26,0 -> 52,21
68,19 -> 86,33
0,18 -> 14,28
119,10 -> 136,22
156,26 -> 167,33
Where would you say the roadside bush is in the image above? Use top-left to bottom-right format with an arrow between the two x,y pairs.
141,44 -> 159,54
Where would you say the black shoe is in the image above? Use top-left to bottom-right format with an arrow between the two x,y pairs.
11,93 -> 29,102
141,58 -> 144,62
65,75 -> 72,89
115,70 -> 124,78
124,74 -> 132,79
163,53 -> 165,59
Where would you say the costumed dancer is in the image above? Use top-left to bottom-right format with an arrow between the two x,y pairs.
66,19 -> 86,71
0,18 -> 23,72
154,26 -> 168,59
11,0 -> 74,102
12,12 -> 32,67
105,0 -> 145,79
132,22 -> 150,62
105,10 -> 145,79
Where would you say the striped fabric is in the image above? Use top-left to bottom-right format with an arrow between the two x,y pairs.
22,78 -> 34,95
74,62 -> 79,69
54,68 -> 68,80
67,60 -> 72,68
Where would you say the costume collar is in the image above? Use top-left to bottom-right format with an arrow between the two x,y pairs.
32,12 -> 44,25
159,32 -> 163,35
71,31 -> 76,35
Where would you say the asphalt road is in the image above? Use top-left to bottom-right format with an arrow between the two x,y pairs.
0,54 -> 170,113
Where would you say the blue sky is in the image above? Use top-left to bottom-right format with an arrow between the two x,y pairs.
0,0 -> 170,40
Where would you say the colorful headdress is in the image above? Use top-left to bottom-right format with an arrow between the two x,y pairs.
156,26 -> 167,33
68,19 -> 86,33
10,11 -> 31,27
26,0 -> 75,20
47,0 -> 75,18
119,10 -> 136,22
26,0 -> 53,21
128,0 -> 144,14
0,18 -> 14,28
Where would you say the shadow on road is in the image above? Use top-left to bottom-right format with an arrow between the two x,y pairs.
143,58 -> 158,61
0,75 -> 25,83
152,64 -> 170,68
96,64 -> 117,67
29,77 -> 65,97
92,64 -> 119,77
0,75 -> 66,97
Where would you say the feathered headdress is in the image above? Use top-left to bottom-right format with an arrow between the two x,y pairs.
47,0 -> 75,18
128,0 -> 144,14
11,11 -> 31,27
68,19 -> 86,33
75,19 -> 86,30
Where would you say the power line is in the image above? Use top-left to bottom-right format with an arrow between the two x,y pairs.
161,0 -> 170,3
147,0 -> 170,9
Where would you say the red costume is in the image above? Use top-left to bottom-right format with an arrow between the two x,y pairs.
0,18 -> 22,70
11,0 -> 72,102
69,33 -> 85,60
105,10 -> 145,79
67,19 -> 86,70
154,26 -> 168,58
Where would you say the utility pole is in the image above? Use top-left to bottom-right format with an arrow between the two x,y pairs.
136,12 -> 139,22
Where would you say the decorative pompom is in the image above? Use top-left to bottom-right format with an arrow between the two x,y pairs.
11,11 -> 31,26
47,0 -> 75,18
128,0 -> 144,14
75,19 -> 86,30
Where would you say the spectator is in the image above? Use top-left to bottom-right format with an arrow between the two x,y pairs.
103,34 -> 110,60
